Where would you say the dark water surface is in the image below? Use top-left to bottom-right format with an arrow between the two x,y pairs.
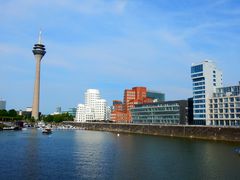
0,129 -> 240,180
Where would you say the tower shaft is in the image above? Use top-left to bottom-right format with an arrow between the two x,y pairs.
32,55 -> 42,120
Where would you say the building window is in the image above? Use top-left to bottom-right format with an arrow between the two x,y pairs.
191,64 -> 203,73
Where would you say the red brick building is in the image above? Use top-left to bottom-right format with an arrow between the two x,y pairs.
111,87 -> 153,123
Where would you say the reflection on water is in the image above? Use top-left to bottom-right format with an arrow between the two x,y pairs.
22,129 -> 40,178
0,130 -> 240,179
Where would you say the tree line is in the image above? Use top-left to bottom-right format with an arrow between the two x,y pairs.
0,109 -> 22,120
42,113 -> 74,123
0,109 -> 74,123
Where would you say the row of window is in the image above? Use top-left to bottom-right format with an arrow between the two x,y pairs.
191,73 -> 203,78
209,103 -> 240,108
210,97 -> 240,103
193,86 -> 205,90
193,81 -> 205,86
194,104 -> 205,108
194,99 -> 205,103
194,114 -> 206,118
210,108 -> 240,113
193,77 -> 205,82
194,90 -> 205,95
194,95 -> 205,99
210,120 -> 240,126
209,114 -> 240,119
194,109 -> 206,113
132,107 -> 179,112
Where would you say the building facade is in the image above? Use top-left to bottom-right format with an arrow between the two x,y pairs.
0,99 -> 6,110
75,89 -> 109,122
111,87 -> 156,123
191,60 -> 223,125
208,83 -> 240,126
146,91 -> 165,102
131,100 -> 192,125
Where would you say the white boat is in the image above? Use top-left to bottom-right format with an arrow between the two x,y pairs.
3,126 -> 15,130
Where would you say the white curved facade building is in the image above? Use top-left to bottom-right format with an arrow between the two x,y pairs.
75,89 -> 109,122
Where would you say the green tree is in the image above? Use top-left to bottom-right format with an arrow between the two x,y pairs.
42,113 -> 74,123
0,109 -> 8,116
43,115 -> 54,123
8,109 -> 17,117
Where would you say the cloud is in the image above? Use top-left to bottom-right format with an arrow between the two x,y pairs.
59,0 -> 128,15
0,0 -> 128,21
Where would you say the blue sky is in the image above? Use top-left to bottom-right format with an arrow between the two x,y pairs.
0,0 -> 240,113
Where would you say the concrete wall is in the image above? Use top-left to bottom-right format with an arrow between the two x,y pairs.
64,122 -> 240,142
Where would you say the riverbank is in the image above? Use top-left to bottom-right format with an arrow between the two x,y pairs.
64,122 -> 240,143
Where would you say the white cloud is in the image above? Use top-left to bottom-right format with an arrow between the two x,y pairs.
64,0 -> 128,15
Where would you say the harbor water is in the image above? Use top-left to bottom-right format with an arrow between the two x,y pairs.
0,129 -> 240,179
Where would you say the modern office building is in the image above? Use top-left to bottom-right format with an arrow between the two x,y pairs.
191,60 -> 223,125
75,89 -> 109,122
56,107 -> 62,114
52,106 -> 62,115
0,99 -> 6,110
147,91 -> 165,102
112,100 -> 124,111
61,107 -> 77,117
111,87 -> 154,123
131,100 -> 193,125
208,82 -> 240,126
76,104 -> 94,122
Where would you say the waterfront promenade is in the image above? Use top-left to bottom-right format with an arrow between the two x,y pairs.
64,122 -> 240,142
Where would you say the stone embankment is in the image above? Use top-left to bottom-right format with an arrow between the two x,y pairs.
63,122 -> 240,142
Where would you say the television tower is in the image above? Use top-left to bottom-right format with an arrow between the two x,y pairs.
31,31 -> 46,120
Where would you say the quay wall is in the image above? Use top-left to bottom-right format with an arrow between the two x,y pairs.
64,122 -> 240,142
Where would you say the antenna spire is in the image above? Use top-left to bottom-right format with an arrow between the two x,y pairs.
38,30 -> 42,44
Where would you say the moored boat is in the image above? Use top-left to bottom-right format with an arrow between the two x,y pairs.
3,126 -> 22,130
42,128 -> 52,134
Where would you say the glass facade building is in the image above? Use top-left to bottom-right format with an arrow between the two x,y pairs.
146,91 -> 165,102
131,100 -> 192,125
0,99 -> 6,110
191,60 -> 222,125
